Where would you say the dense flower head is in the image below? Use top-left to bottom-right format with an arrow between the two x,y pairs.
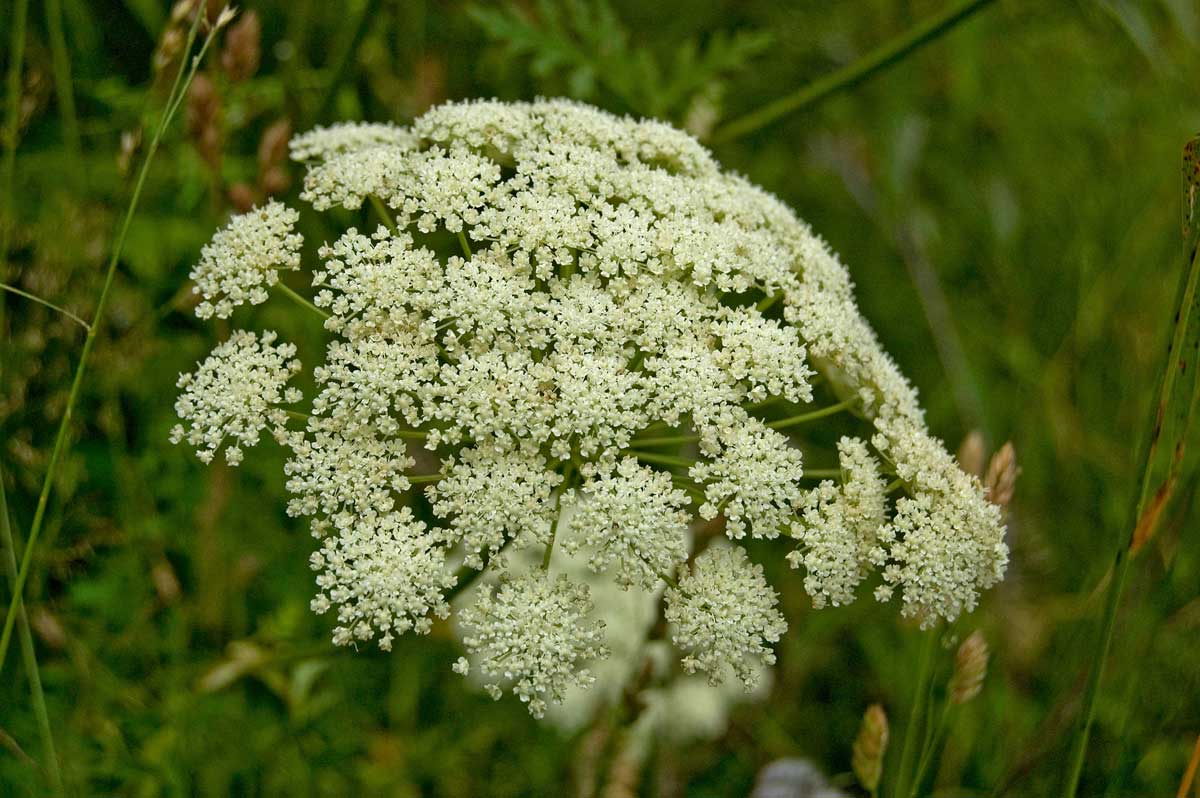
175,99 -> 1009,716
665,544 -> 787,688
787,436 -> 888,608
189,200 -> 302,319
458,572 -> 608,718
170,329 -> 301,465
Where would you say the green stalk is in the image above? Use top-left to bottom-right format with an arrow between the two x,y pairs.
1064,139 -> 1200,796
894,631 -> 937,798
910,698 -> 951,797
710,0 -> 998,144
625,450 -> 695,469
0,465 -> 63,795
457,230 -> 473,258
0,8 -> 225,675
276,281 -> 331,319
0,0 -> 31,358
629,433 -> 699,447
766,398 -> 855,430
369,195 -> 396,231
45,0 -> 82,170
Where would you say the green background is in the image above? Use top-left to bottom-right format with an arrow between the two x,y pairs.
2,0 -> 1199,795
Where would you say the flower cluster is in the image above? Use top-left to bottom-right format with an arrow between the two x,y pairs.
170,329 -> 300,465
189,200 -> 302,319
457,572 -> 608,718
174,99 -> 1008,716
665,545 -> 786,688
787,437 -> 888,608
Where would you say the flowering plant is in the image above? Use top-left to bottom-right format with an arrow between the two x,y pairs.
172,99 -> 1007,718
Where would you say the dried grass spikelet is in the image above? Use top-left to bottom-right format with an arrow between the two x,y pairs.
983,442 -> 1018,510
185,73 -> 223,172
851,703 -> 889,794
221,9 -> 262,82
949,630 -> 989,705
956,430 -> 986,477
258,118 -> 294,195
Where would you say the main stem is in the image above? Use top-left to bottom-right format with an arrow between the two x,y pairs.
0,9 -> 217,675
710,0 -> 998,144
894,630 -> 937,798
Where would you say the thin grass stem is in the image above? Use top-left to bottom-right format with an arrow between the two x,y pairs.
0,464 -> 63,795
1065,141 -> 1200,796
0,0 -> 31,362
710,0 -> 998,143
0,8 -> 222,676
45,0 -> 82,170
0,283 -> 90,329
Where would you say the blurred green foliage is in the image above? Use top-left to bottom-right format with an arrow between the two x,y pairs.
1,0 -> 1199,795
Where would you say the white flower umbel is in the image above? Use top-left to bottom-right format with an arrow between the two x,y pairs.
665,544 -> 786,689
872,418 -> 1009,626
310,507 -> 456,650
561,457 -> 690,589
170,329 -> 301,465
788,437 -> 888,608
190,201 -> 303,319
176,99 -> 1010,718
458,571 -> 608,719
690,417 -> 805,540
427,444 -> 564,568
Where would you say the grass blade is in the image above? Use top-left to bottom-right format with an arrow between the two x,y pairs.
0,5 -> 231,676
0,464 -> 63,795
709,0 -> 998,144
1063,135 -> 1200,796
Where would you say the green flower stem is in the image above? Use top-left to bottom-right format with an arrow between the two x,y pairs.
755,293 -> 781,312
457,230 -> 473,258
1,465 -> 63,795
803,468 -> 842,479
625,450 -> 695,469
369,195 -> 396,231
910,703 -> 952,798
0,283 -> 90,329
886,477 -> 905,493
629,433 -> 699,447
0,7 -> 220,676
407,474 -> 444,485
276,282 -> 331,320
766,398 -> 856,430
710,0 -> 998,143
894,630 -> 937,798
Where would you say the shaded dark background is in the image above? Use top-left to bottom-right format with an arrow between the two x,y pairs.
2,0 -> 1199,795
